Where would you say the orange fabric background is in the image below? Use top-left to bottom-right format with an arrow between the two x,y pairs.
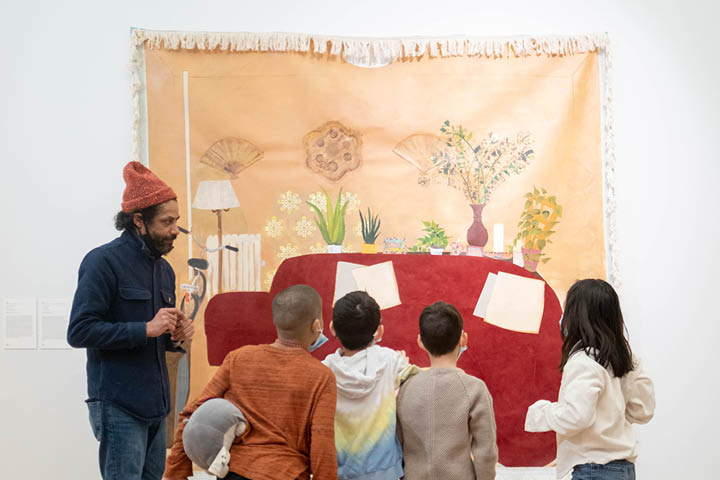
144,46 -> 606,400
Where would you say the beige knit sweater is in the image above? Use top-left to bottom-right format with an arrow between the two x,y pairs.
397,368 -> 498,480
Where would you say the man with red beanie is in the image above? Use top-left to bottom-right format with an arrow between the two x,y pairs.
68,161 -> 195,480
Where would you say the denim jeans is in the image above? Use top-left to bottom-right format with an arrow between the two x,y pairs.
572,460 -> 636,480
87,400 -> 166,480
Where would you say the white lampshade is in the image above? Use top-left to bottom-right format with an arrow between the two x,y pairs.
192,180 -> 241,210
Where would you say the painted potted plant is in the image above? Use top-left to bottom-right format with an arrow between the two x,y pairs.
513,187 -> 562,272
307,188 -> 348,253
422,121 -> 535,252
411,220 -> 450,255
359,208 -> 381,254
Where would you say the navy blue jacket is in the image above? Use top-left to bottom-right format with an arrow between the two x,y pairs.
68,230 -> 182,420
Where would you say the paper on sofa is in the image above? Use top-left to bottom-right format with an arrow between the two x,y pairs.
333,262 -> 364,305
473,272 -> 497,319
484,272 -> 545,334
351,261 -> 401,310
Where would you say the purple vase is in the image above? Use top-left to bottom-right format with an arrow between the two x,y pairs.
467,203 -> 489,248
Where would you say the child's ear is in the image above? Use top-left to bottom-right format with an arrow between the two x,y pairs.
374,324 -> 385,341
329,321 -> 336,337
416,334 -> 427,352
460,331 -> 468,348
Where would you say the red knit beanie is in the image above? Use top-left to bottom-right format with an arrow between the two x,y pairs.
121,161 -> 177,212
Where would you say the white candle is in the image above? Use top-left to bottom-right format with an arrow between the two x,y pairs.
493,223 -> 504,253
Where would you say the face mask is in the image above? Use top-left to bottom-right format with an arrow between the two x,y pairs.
458,345 -> 467,359
559,314 -> 568,338
309,332 -> 328,352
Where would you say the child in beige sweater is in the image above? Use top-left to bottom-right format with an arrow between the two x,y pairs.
396,301 -> 498,480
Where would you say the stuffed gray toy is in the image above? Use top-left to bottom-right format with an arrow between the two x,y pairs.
182,398 -> 248,478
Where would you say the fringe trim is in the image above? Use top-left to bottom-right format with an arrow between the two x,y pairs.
600,38 -> 622,291
128,29 -> 619,288
130,29 -> 608,58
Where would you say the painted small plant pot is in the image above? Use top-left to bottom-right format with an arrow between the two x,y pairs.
521,247 -> 542,272
361,243 -> 378,254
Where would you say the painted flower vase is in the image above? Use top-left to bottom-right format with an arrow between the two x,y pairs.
467,203 -> 489,249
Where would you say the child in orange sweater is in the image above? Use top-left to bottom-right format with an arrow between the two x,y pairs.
163,284 -> 338,480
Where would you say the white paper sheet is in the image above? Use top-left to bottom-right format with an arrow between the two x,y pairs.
333,261 -> 364,305
473,272 -> 497,318
38,298 -> 72,349
3,298 -> 37,349
351,261 -> 401,310
484,272 -> 545,334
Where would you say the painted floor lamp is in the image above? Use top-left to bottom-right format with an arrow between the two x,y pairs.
192,180 -> 241,294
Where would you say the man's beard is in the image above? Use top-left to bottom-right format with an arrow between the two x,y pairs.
143,232 -> 177,256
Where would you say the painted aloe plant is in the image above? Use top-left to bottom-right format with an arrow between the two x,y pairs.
307,188 -> 349,246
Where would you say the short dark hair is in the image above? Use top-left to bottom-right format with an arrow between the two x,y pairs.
272,285 -> 322,336
114,204 -> 161,232
559,279 -> 634,377
419,301 -> 463,356
332,291 -> 381,350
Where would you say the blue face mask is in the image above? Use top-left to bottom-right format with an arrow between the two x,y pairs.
309,332 -> 328,352
458,345 -> 467,359
559,314 -> 567,338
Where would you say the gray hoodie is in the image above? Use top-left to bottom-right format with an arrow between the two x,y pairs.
323,345 -> 418,480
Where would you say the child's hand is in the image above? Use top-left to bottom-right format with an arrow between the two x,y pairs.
398,350 -> 409,363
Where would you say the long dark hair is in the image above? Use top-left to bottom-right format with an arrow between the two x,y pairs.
559,279 -> 634,377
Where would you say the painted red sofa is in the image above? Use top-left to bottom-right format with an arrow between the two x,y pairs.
205,253 -> 561,466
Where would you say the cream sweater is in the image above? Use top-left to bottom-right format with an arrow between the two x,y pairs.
397,368 -> 498,480
525,351 -> 655,478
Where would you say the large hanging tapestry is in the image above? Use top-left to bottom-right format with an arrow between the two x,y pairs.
131,29 -> 617,469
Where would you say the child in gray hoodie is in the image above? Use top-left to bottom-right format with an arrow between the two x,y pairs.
322,291 -> 417,480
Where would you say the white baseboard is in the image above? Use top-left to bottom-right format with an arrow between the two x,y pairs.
497,466 -> 561,479
188,467 -> 560,480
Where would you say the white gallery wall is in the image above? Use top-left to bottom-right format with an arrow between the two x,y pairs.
0,0 -> 717,477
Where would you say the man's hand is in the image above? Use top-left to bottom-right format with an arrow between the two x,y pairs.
171,311 -> 195,342
146,307 -> 180,338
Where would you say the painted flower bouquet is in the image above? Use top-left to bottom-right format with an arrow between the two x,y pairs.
422,121 -> 535,205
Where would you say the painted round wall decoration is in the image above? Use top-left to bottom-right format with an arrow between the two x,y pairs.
303,121 -> 362,181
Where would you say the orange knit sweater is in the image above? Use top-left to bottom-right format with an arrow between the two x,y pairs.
165,345 -> 338,480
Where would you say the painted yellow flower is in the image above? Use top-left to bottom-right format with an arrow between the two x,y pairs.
307,192 -> 327,213
278,190 -> 301,213
264,268 -> 278,291
295,216 -> 315,238
341,192 -> 360,211
310,243 -> 326,254
264,216 -> 284,238
278,243 -> 300,260
342,244 -> 355,253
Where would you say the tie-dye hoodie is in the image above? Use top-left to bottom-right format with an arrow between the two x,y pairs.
322,345 -> 418,480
